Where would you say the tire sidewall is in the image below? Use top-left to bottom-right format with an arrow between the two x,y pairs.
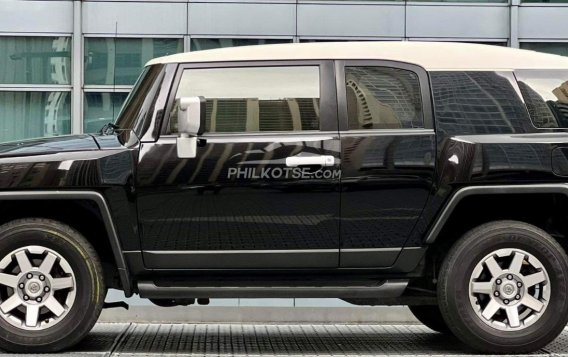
441,223 -> 568,351
0,222 -> 103,350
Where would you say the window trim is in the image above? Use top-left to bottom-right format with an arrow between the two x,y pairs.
160,60 -> 338,136
335,60 -> 434,132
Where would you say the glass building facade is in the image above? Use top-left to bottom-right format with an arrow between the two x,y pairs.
0,0 -> 567,143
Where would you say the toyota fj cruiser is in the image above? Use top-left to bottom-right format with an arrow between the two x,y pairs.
1,42 -> 568,353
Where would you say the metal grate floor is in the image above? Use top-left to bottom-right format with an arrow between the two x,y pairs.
4,323 -> 568,356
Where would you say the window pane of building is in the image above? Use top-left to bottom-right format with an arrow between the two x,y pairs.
84,38 -> 182,85
190,38 -> 292,51
516,70 -> 568,128
411,0 -> 507,2
0,91 -> 70,142
521,0 -> 568,3
345,67 -> 424,129
84,92 -> 130,133
0,36 -> 71,85
171,66 -> 320,133
520,43 -> 568,56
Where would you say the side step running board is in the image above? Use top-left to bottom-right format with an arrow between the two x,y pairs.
137,279 -> 409,299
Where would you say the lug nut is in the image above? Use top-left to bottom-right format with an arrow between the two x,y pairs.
517,282 -> 523,288
36,297 -> 42,303
507,274 -> 513,280
26,273 -> 32,279
515,294 -> 521,300
23,295 -> 29,301
18,283 -> 24,289
44,286 -> 50,293
504,299 -> 510,304
39,275 -> 45,281
494,291 -> 500,297
496,279 -> 502,285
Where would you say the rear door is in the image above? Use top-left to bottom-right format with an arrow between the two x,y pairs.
336,61 -> 436,267
136,61 -> 341,269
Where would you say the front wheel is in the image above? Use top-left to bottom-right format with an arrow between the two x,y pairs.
438,220 -> 568,353
0,218 -> 105,353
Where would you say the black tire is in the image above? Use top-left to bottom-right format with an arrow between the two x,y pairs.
0,218 -> 105,353
438,220 -> 568,354
409,305 -> 451,334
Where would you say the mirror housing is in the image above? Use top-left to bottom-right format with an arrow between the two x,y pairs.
176,96 -> 206,159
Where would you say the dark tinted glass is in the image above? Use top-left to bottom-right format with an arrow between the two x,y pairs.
170,66 -> 320,133
114,65 -> 165,135
430,72 -> 530,135
190,38 -> 292,51
520,43 -> 568,56
84,38 -> 182,85
516,70 -> 568,128
84,92 -> 129,133
345,67 -> 423,129
0,36 -> 71,85
0,91 -> 71,142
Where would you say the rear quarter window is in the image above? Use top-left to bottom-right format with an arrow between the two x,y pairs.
430,71 -> 530,135
515,70 -> 568,129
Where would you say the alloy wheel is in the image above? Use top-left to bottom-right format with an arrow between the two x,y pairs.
469,248 -> 550,331
0,245 -> 76,330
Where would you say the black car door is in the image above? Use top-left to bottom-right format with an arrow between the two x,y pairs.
136,61 -> 341,269
336,61 -> 436,267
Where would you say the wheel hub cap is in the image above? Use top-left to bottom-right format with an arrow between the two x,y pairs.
25,280 -> 43,297
0,246 -> 76,331
469,248 -> 550,331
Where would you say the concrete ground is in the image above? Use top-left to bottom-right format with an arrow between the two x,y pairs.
3,306 -> 568,356
4,322 -> 568,357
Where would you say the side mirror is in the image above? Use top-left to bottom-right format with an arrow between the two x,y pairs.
176,96 -> 206,159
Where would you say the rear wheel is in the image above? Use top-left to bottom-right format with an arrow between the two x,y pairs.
438,220 -> 568,353
0,218 -> 105,353
408,305 -> 450,334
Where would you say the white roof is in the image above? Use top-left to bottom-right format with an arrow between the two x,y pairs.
147,41 -> 568,71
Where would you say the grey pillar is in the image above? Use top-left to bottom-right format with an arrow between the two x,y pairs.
510,0 -> 520,48
72,0 -> 82,134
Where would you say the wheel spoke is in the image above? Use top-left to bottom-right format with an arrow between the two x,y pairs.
52,277 -> 73,291
482,299 -> 501,320
485,256 -> 503,278
520,295 -> 544,312
523,271 -> 546,288
14,251 -> 33,273
471,281 -> 493,295
25,305 -> 39,327
44,296 -> 65,316
0,295 -> 22,314
509,252 -> 525,274
38,252 -> 57,275
506,306 -> 521,328
0,273 -> 18,288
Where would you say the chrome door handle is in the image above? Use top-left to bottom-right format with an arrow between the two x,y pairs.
285,155 -> 335,167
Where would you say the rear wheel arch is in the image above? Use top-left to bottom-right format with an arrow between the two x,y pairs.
417,184 -> 568,291
423,185 -> 568,262
425,184 -> 568,245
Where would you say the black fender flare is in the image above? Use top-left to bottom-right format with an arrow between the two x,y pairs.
424,184 -> 568,244
0,190 -> 132,296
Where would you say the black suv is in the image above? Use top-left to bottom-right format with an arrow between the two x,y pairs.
1,42 -> 568,354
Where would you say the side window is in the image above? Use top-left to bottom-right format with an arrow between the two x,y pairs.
169,66 -> 320,133
516,70 -> 568,129
430,71 -> 529,135
345,67 -> 424,130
